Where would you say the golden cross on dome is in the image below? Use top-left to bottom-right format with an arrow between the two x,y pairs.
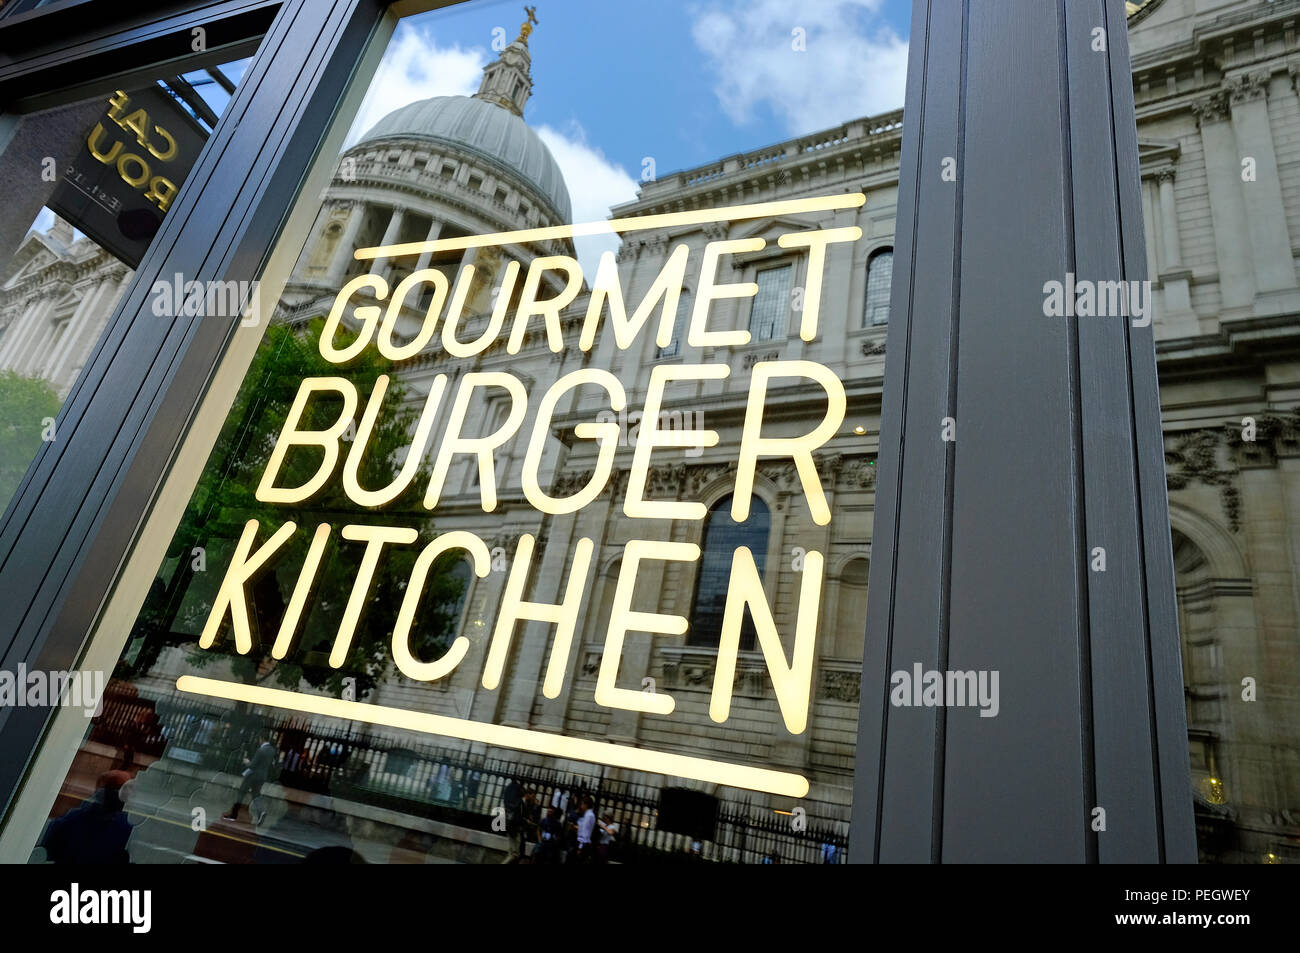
520,5 -> 538,40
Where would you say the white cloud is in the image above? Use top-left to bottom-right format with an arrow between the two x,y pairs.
343,24 -> 488,147
537,124 -> 639,278
691,0 -> 908,135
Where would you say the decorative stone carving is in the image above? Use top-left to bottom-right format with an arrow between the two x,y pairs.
643,235 -> 669,259
861,339 -> 886,356
643,463 -> 687,497
1190,90 -> 1231,126
742,350 -> 780,370
551,469 -> 595,497
841,457 -> 878,488
1224,410 -> 1300,468
820,668 -> 862,703
1165,430 -> 1241,532
1226,71 -> 1269,105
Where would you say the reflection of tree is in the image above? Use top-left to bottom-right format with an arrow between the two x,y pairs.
0,370 -> 61,508
127,318 -> 465,699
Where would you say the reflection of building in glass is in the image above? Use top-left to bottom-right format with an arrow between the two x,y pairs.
21,0 -> 1300,863
0,217 -> 130,399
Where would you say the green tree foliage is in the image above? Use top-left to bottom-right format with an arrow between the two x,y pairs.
0,370 -> 61,510
127,318 -> 465,698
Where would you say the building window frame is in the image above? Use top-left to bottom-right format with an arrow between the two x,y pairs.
863,244 -> 893,327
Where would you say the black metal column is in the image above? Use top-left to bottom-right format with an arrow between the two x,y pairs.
851,0 -> 1197,863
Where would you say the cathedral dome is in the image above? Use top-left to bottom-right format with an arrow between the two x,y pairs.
358,95 -> 571,223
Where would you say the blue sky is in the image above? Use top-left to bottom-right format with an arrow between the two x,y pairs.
344,0 -> 910,270
37,2 -> 911,267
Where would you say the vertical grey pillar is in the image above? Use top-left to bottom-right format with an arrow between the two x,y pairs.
851,0 -> 1196,863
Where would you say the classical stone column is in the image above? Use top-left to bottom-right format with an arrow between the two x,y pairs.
1157,170 -> 1182,270
0,298 -> 41,366
44,279 -> 103,389
290,199 -> 337,278
47,268 -> 130,394
371,205 -> 405,280
1227,71 -> 1297,295
326,201 -> 365,282
413,217 -> 443,272
1,295 -> 54,375
1155,168 -> 1195,327
1192,91 -> 1255,310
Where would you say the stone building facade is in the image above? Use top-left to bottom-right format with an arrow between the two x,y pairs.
0,216 -> 130,399
7,0 -> 1299,862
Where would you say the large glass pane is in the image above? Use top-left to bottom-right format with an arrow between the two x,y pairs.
29,0 -> 904,865
21,0 -> 1300,869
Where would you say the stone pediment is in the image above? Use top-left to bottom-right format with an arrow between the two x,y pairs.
1126,0 -> 1169,28
3,245 -> 57,288
729,215 -> 824,243
1138,138 -> 1180,173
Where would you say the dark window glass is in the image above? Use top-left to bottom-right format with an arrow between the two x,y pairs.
657,289 -> 690,358
689,495 -> 770,650
864,248 -> 893,326
748,265 -> 791,341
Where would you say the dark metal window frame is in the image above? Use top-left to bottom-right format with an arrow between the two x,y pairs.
0,0 -> 1196,864
0,0 -> 389,824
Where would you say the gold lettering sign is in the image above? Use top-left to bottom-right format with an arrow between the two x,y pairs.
86,90 -> 181,212
181,192 -> 867,798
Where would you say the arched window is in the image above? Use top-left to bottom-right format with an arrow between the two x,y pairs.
864,247 -> 893,326
689,495 -> 770,649
657,288 -> 691,358
411,557 -> 474,661
830,557 -> 869,661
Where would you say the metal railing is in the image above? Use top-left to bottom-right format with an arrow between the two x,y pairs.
95,680 -> 850,863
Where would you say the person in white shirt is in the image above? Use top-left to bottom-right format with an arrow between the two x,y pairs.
575,795 -> 597,862
597,813 -> 619,862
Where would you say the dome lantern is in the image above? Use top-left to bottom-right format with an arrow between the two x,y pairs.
474,6 -> 538,118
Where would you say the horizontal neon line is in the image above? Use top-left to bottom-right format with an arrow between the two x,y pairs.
353,192 -> 867,260
176,676 -> 810,798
